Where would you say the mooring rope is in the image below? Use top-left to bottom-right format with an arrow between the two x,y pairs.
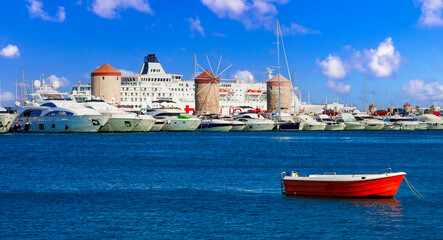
404,176 -> 424,199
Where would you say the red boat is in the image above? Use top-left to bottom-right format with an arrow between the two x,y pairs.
281,169 -> 406,198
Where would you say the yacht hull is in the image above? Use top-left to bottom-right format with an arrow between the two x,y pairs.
381,124 -> 392,131
162,119 -> 201,132
132,118 -> 155,132
400,124 -> 417,131
364,123 -> 385,131
325,124 -> 346,131
344,123 -> 365,131
427,122 -> 443,130
150,120 -> 165,132
303,124 -> 326,131
0,113 -> 18,133
13,115 -> 109,133
198,123 -> 232,132
230,123 -> 246,131
99,117 -> 140,132
245,122 -> 275,131
416,123 -> 428,131
275,122 -> 302,131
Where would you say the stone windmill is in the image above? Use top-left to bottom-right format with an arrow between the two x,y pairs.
194,55 -> 231,115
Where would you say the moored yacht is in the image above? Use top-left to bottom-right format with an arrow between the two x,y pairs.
83,100 -> 142,132
146,108 -> 201,131
197,114 -> 232,132
234,112 -> 275,131
389,116 -> 418,131
414,114 -> 443,130
353,112 -> 385,131
272,112 -> 303,131
295,115 -> 326,131
314,114 -> 345,131
220,116 -> 246,131
336,113 -> 365,131
122,109 -> 156,132
0,107 -> 17,133
12,80 -> 109,133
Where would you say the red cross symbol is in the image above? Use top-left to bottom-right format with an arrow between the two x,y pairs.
184,105 -> 194,114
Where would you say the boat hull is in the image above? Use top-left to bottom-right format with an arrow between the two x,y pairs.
99,117 -> 140,132
325,124 -> 345,131
302,124 -> 326,131
244,122 -> 275,131
275,122 -> 302,131
150,120 -> 164,132
132,118 -> 155,132
427,122 -> 443,130
344,123 -> 366,131
198,122 -> 232,132
0,113 -> 17,133
230,123 -> 246,131
283,174 -> 405,198
162,119 -> 201,132
12,115 -> 109,133
364,123 -> 385,131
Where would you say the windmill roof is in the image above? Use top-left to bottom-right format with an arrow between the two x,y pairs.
369,103 -> 376,107
267,74 -> 290,83
404,102 -> 411,106
195,70 -> 219,83
91,62 -> 121,76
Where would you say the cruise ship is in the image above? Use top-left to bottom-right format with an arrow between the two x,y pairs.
72,54 -> 291,115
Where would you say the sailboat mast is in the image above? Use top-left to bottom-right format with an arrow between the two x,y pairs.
277,19 -> 281,121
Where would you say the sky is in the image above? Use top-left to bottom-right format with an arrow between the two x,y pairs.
1,0 -> 443,109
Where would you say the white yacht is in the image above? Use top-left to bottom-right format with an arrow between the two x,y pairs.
295,115 -> 326,131
83,100 -> 142,132
197,114 -> 232,132
380,119 -> 394,131
234,112 -> 275,131
353,112 -> 385,131
273,112 -> 303,131
414,114 -> 443,130
121,109 -> 156,132
335,113 -> 365,131
314,114 -> 345,131
145,108 -> 201,131
0,107 -> 17,133
389,116 -> 418,131
12,80 -> 109,133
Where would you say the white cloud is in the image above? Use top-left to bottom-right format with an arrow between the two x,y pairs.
1,91 -> 15,102
47,75 -> 71,88
317,55 -> 347,79
325,79 -> 351,94
417,0 -> 443,27
232,70 -> 252,81
26,0 -> 66,22
118,69 -> 137,76
201,0 -> 289,30
186,17 -> 205,37
91,0 -> 153,19
281,22 -> 320,35
366,37 -> 401,77
0,45 -> 20,58
402,79 -> 443,105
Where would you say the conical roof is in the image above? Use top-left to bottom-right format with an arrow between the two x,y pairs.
267,74 -> 291,86
404,102 -> 411,106
369,103 -> 376,107
195,70 -> 219,84
91,62 -> 121,76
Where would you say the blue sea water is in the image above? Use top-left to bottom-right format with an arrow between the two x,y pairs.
0,131 -> 442,239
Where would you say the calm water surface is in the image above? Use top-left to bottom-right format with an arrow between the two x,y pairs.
0,132 -> 441,239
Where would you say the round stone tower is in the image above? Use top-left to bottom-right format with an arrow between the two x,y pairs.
267,74 -> 291,112
369,103 -> 377,113
91,62 -> 121,104
194,70 -> 220,115
404,102 -> 412,113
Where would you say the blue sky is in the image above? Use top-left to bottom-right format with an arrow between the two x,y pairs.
1,0 -> 443,109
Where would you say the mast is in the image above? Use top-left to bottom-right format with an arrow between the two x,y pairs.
276,19 -> 281,121
15,77 -> 18,104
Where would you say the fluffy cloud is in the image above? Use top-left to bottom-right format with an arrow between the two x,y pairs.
402,79 -> 443,105
26,0 -> 66,22
201,0 -> 291,30
1,91 -> 15,102
91,0 -> 153,19
325,79 -> 351,94
417,0 -> 443,27
232,70 -> 253,81
47,75 -> 71,88
0,45 -> 20,58
187,17 -> 205,37
366,37 -> 401,77
281,22 -> 320,35
118,69 -> 137,76
318,37 -> 402,79
317,55 -> 347,79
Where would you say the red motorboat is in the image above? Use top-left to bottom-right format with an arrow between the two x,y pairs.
281,168 -> 406,198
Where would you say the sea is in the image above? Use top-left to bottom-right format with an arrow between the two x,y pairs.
0,131 -> 441,239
